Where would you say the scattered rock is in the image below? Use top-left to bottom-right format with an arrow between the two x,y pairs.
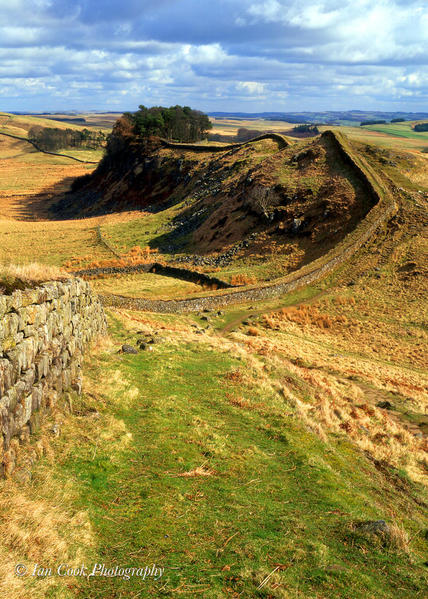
71,379 -> 82,395
377,401 -> 393,410
291,218 -> 303,234
121,344 -> 138,354
354,520 -> 390,537
358,425 -> 371,435
324,564 -> 347,573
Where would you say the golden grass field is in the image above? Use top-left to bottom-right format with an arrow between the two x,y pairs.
0,111 -> 112,138
210,117 -> 296,137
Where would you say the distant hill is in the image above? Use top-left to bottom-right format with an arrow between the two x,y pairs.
209,110 -> 428,125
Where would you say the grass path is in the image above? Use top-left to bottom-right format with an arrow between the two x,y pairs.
19,309 -> 426,599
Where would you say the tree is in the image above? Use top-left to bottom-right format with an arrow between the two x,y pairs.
413,123 -> 428,132
125,105 -> 212,142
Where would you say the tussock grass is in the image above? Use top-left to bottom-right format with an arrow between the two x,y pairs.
0,262 -> 71,293
0,262 -> 68,283
0,407 -> 94,599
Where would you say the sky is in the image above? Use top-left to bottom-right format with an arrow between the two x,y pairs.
1,0 -> 427,113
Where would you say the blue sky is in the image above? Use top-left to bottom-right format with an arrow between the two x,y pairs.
1,0 -> 427,113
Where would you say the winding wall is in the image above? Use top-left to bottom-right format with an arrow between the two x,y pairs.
0,131 -> 99,164
100,131 -> 398,313
73,262 -> 233,289
159,132 -> 290,152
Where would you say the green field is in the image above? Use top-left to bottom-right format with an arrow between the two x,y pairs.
361,121 -> 428,140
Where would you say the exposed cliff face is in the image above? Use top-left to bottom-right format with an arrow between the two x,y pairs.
0,279 -> 106,477
52,137 -> 201,217
51,134 -> 376,262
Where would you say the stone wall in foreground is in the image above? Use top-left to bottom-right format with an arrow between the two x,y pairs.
0,279 -> 106,476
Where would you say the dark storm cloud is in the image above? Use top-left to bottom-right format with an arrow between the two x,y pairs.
0,0 -> 427,112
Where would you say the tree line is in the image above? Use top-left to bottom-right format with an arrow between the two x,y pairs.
292,124 -> 319,134
28,126 -> 106,152
360,120 -> 387,126
122,105 -> 212,143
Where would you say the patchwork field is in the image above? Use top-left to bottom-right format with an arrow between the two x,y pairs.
210,117 -> 297,137
325,123 -> 428,155
210,116 -> 428,155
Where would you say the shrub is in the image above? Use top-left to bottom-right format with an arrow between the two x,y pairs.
230,273 -> 257,286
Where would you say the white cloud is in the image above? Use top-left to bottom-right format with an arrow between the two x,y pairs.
236,81 -> 266,95
0,0 -> 427,111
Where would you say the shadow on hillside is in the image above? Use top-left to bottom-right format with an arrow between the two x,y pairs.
2,175 -> 91,221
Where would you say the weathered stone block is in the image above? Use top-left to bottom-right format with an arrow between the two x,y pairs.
13,394 -> 33,431
21,367 -> 36,394
0,359 -> 14,395
0,295 -> 9,319
17,303 -> 47,328
0,313 -> 19,343
31,385 -> 43,412
29,411 -> 41,434
35,353 -> 50,380
9,290 -> 22,311
62,368 -> 71,390
21,289 -> 41,307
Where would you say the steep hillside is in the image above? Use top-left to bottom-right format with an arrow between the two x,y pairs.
52,133 -> 378,278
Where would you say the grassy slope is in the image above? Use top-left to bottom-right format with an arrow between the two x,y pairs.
2,306 -> 426,599
0,112 -> 87,137
0,112 -> 106,167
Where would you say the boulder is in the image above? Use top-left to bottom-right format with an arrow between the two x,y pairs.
121,344 -> 138,354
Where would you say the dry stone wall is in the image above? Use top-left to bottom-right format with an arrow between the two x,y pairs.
0,279 -> 106,476
159,132 -> 290,152
73,262 -> 233,289
100,131 -> 398,313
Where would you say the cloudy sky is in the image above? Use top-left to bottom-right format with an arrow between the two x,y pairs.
1,0 -> 427,113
